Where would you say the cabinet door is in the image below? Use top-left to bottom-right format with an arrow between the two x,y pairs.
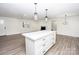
26,38 -> 35,55
35,39 -> 43,55
0,24 -> 6,36
44,34 -> 54,51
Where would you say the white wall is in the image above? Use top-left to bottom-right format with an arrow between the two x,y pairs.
1,16 -> 79,37
0,17 -> 52,35
52,15 -> 79,37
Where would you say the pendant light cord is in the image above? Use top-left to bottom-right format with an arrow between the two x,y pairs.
46,9 -> 48,16
45,9 -> 48,18
34,3 -> 37,13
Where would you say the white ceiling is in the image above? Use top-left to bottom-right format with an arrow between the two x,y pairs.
0,3 -> 79,19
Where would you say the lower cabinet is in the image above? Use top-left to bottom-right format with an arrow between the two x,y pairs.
25,32 -> 56,55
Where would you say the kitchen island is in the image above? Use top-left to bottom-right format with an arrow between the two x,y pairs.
22,30 -> 56,55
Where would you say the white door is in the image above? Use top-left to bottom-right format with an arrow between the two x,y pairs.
0,20 -> 6,36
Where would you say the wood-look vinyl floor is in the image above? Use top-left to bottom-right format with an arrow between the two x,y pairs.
0,34 -> 26,55
0,34 -> 79,55
46,35 -> 79,55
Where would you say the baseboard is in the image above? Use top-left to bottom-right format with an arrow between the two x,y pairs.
0,35 -> 7,37
57,34 -> 79,38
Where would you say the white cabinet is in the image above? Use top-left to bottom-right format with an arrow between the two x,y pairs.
0,23 -> 6,36
22,31 -> 56,55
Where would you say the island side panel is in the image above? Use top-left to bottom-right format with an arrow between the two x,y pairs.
25,37 -> 35,55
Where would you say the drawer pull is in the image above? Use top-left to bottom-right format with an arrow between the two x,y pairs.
42,51 -> 45,53
43,39 -> 45,41
43,44 -> 46,46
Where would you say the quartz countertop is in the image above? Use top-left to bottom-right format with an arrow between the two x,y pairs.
22,30 -> 56,40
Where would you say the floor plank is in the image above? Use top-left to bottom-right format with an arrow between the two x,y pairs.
0,34 -> 79,55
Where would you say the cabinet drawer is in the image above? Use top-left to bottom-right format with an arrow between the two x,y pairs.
35,39 -> 43,47
35,41 -> 47,54
35,43 -> 46,55
35,41 -> 46,50
35,48 -> 46,55
44,35 -> 53,43
35,45 -> 47,55
34,34 -> 55,55
35,37 -> 47,47
35,34 -> 53,49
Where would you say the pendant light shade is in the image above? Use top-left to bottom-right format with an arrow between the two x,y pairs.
45,16 -> 48,21
45,9 -> 48,21
34,12 -> 38,20
34,3 -> 38,20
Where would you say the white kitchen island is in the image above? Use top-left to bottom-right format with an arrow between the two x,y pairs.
22,30 -> 56,55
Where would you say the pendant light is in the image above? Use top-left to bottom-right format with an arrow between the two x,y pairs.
34,3 -> 38,20
45,9 -> 48,21
63,14 -> 67,25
